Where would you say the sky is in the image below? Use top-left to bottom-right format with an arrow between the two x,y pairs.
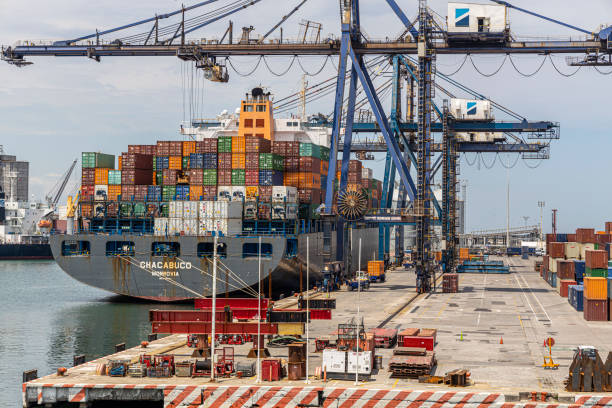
1,0 -> 611,234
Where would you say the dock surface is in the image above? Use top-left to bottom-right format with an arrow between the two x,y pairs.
23,256 -> 612,407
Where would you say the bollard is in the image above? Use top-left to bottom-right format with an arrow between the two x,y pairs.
115,343 -> 126,353
73,355 -> 86,367
23,369 -> 38,383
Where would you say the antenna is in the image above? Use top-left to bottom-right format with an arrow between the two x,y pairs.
552,209 -> 558,236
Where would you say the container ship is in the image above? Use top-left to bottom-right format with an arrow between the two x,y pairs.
51,89 -> 383,301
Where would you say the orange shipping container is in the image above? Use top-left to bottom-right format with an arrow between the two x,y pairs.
246,186 -> 259,199
284,172 -> 300,188
584,277 -> 607,300
108,185 -> 122,200
190,185 -> 203,200
169,156 -> 182,170
231,153 -> 246,169
367,260 -> 384,276
232,136 -> 246,153
94,168 -> 109,185
459,248 -> 469,260
182,141 -> 196,156
118,156 -> 122,171
320,161 -> 329,176
299,172 -> 321,189
435,251 -> 442,262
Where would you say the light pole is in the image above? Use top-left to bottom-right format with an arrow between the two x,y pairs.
538,201 -> 545,241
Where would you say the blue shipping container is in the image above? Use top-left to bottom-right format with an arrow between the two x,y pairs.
203,153 -> 217,169
176,185 -> 189,200
156,156 -> 169,170
568,285 -> 584,311
506,247 -> 521,256
574,260 -> 585,282
259,170 -> 284,186
189,153 -> 204,169
557,233 -> 568,243
548,272 -> 557,288
147,185 -> 162,201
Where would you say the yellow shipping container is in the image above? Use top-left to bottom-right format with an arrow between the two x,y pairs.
584,277 -> 607,300
108,185 -> 122,201
246,186 -> 259,199
169,156 -> 182,170
284,172 -> 300,188
231,153 -> 246,169
231,136 -> 246,153
459,248 -> 469,260
367,260 -> 384,276
182,141 -> 196,156
94,168 -> 109,185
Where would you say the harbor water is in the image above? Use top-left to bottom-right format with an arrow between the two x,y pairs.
0,260 -> 189,407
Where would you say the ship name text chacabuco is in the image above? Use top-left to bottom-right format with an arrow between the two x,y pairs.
140,261 -> 192,270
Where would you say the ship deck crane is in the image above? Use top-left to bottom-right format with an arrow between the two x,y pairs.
3,0 -> 609,291
44,159 -> 78,209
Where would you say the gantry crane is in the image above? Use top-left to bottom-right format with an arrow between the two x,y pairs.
3,0 -> 609,291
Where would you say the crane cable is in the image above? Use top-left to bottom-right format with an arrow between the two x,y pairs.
438,54 -> 468,76
469,54 -> 507,77
508,54 -> 548,77
262,55 -> 297,76
548,55 -> 582,77
226,56 -> 264,76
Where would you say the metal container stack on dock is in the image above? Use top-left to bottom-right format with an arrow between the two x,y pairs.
539,223 -> 612,321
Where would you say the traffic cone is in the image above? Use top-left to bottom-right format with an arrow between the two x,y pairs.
500,337 -> 504,345
460,331 -> 463,341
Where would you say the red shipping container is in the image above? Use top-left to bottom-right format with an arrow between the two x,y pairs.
271,141 -> 286,156
348,160 -> 362,173
134,185 -> 147,201
585,250 -> 608,269
218,153 -> 232,170
259,186 -> 272,202
188,169 -> 204,185
81,168 -> 95,185
606,222 -> 612,234
309,309 -> 332,320
128,144 -> 156,155
284,157 -> 300,172
542,255 -> 549,273
298,189 -> 321,204
548,242 -> 565,258
567,233 -> 577,242
557,260 -> 575,279
559,280 -> 577,298
597,234 -> 612,244
347,172 -> 362,184
402,336 -> 434,351
246,153 -> 260,170
577,228 -> 597,243
245,136 -> 271,153
81,185 -> 95,201
169,141 -> 182,156
286,141 -> 300,156
546,233 -> 556,245
397,328 -> 420,345
203,186 -> 217,200
122,169 -> 153,185
162,169 -> 178,186
584,298 -> 608,321
245,170 -> 259,185
121,153 -> 153,170
299,157 -> 321,173
218,170 -> 232,186
261,359 -> 282,381
121,185 -> 135,199
156,141 -> 170,156
418,328 -> 437,342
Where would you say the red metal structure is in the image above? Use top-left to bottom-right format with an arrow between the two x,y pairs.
151,321 -> 278,335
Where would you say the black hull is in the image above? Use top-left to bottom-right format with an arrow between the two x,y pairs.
0,243 -> 53,260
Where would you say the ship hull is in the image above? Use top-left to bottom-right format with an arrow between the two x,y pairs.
0,243 -> 53,260
49,229 -> 378,301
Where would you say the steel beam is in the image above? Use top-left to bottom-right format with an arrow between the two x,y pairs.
337,142 -> 545,152
151,321 -> 278,335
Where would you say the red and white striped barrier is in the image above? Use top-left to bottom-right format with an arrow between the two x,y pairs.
22,383 -> 612,407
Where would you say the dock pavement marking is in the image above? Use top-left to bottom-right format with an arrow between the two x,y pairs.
476,273 -> 488,327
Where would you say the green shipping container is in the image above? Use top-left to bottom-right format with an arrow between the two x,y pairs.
120,203 -> 133,217
586,267 -> 608,278
108,170 -> 122,185
231,169 -> 245,186
218,136 -> 233,153
82,152 -> 115,169
155,172 -> 163,186
203,169 -> 217,186
320,146 -> 330,161
299,143 -> 321,159
299,203 -> 320,220
182,156 -> 190,170
259,153 -> 284,171
162,186 -> 176,201
160,203 -> 169,217
133,202 -> 146,217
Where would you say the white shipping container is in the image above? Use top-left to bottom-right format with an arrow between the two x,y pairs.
183,201 -> 199,219
154,217 -> 168,236
361,168 -> 373,180
183,219 -> 198,236
168,217 -> 182,235
169,201 -> 183,218
198,201 -> 215,219
580,243 -> 596,260
447,2 -> 507,33
218,186 -> 232,201
271,203 -> 286,220
94,185 -> 109,201
214,218 -> 242,236
272,186 -> 298,203
231,186 -> 246,201
214,201 -> 243,219
450,99 -> 493,121
456,132 -> 504,142
565,242 -> 580,260
286,204 -> 298,220
322,349 -> 346,373
347,351 -> 373,374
